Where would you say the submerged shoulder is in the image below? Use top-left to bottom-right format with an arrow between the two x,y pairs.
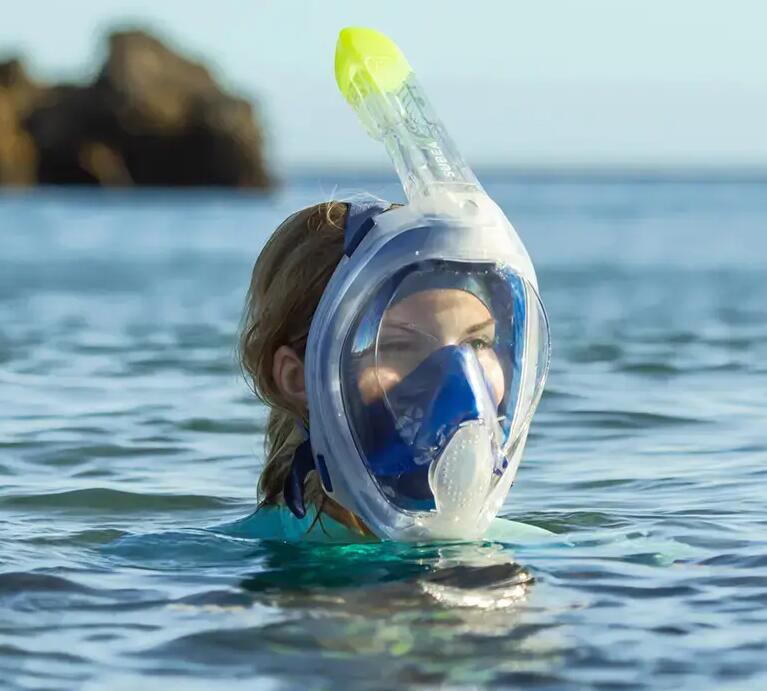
483,517 -> 555,544
215,508 -> 552,545
212,505 -> 374,544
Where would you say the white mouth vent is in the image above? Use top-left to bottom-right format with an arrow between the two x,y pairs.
428,421 -> 494,518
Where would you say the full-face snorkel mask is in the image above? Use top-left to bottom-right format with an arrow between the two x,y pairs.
285,28 -> 550,541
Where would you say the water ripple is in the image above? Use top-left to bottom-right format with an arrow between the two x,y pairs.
2,182 -> 767,689
0,488 -> 235,512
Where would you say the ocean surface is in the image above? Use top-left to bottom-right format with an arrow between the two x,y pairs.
1,173 -> 766,690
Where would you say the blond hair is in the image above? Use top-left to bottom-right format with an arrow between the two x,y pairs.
239,201 -> 348,515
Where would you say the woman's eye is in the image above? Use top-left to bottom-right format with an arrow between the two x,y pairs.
466,336 -> 492,351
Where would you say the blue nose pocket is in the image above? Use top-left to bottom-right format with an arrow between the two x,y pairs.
362,345 -> 486,508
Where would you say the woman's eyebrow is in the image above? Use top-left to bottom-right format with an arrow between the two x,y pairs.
464,318 -> 496,335
382,321 -> 426,335
380,321 -> 439,343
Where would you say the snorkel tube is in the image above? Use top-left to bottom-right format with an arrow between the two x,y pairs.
335,27 -> 483,205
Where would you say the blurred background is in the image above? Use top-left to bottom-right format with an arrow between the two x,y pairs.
2,0 -> 766,185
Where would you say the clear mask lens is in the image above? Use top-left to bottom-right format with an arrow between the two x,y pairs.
341,261 -> 550,512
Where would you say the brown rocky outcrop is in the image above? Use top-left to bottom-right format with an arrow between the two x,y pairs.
0,29 -> 272,188
0,59 -> 40,184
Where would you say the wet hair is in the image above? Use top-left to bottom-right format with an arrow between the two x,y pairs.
239,201 -> 347,515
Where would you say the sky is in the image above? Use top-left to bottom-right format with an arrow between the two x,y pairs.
2,0 -> 766,172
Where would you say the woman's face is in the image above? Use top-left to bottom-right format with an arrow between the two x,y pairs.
357,288 -> 505,406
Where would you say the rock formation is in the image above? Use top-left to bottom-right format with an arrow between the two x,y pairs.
0,29 -> 272,188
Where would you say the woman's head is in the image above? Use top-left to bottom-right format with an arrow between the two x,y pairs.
240,200 -> 506,523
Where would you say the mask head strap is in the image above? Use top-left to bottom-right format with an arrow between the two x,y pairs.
283,436 -> 315,519
344,200 -> 390,257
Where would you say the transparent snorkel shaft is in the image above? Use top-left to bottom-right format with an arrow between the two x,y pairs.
335,28 -> 484,203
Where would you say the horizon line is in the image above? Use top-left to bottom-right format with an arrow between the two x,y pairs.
281,163 -> 767,183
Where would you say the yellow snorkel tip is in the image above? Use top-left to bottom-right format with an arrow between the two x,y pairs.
335,27 -> 412,104
334,26 -> 481,199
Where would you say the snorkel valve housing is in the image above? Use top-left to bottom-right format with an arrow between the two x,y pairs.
300,28 -> 550,541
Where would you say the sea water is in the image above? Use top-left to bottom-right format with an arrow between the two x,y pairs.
1,172 -> 766,689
